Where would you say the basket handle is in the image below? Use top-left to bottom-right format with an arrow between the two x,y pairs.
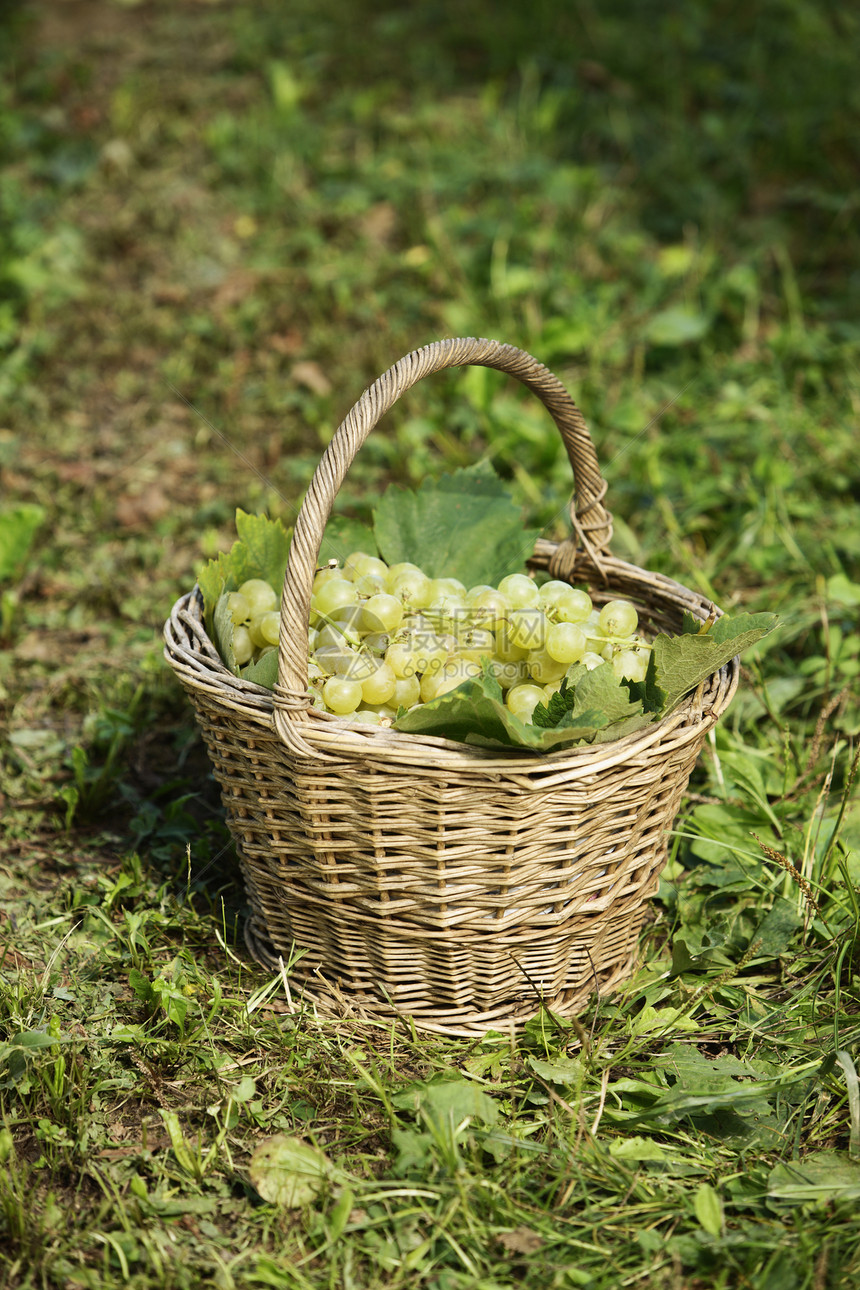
274,336 -> 613,711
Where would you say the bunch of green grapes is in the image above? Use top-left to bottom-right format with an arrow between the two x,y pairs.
303,554 -> 650,727
223,579 -> 281,665
221,559 -> 650,725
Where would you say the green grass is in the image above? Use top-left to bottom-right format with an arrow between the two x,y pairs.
1,0 -> 859,1286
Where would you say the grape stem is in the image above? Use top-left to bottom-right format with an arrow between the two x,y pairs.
599,635 -> 653,651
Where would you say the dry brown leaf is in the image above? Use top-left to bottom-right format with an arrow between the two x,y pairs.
115,486 -> 169,528
291,360 -> 332,397
213,268 -> 259,309
497,1226 -> 545,1255
361,200 -> 397,245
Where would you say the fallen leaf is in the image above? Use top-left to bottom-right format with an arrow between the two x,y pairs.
249,1135 -> 334,1208
498,1227 -> 544,1255
360,200 -> 397,245
115,487 -> 169,528
152,282 -> 190,305
291,360 -> 332,397
213,268 -> 259,309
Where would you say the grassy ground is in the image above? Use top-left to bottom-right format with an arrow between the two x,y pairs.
2,0 -> 859,1286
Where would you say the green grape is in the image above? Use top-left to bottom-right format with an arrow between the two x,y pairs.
248,617 -> 269,649
612,649 -> 648,683
344,550 -> 388,581
432,658 -> 481,698
428,577 -> 467,601
362,631 -> 391,655
427,593 -> 469,623
340,649 -> 378,682
468,587 -> 510,631
312,564 -> 343,593
537,579 -> 572,608
312,577 -> 359,616
362,593 -> 404,634
385,639 -> 422,679
233,625 -> 253,665
465,583 -> 495,604
419,670 -> 443,703
349,709 -> 383,726
579,651 -> 605,671
498,573 -> 540,608
598,599 -> 639,638
526,649 -> 568,684
493,623 -> 528,662
226,591 -> 251,624
260,611 -> 280,646
322,676 -> 363,714
359,702 -> 397,721
360,660 -> 397,705
490,658 -> 530,690
316,622 -> 353,651
239,578 -> 278,617
434,630 -> 460,656
312,643 -> 364,679
554,588 -> 593,623
506,608 -> 548,651
545,622 -> 587,664
312,645 -> 341,675
454,627 -> 495,661
412,635 -> 449,676
390,568 -> 432,608
326,602 -> 364,632
392,674 -> 421,708
353,573 -> 387,597
505,683 -> 546,721
385,561 -> 422,586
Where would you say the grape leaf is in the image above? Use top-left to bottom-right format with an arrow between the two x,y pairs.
392,1076 -> 500,1128
0,504 -> 45,583
395,614 -> 775,753
212,592 -> 238,674
249,1135 -> 337,1208
565,663 -> 645,724
197,558 -> 235,629
319,514 -> 377,567
241,650 -> 280,689
768,1151 -> 860,1204
638,612 -> 778,715
643,307 -> 710,347
394,668 -> 608,753
532,676 -> 577,727
197,509 -> 292,630
591,709 -> 656,744
235,509 -> 292,587
372,462 -> 540,586
532,663 -> 644,732
709,611 -> 777,647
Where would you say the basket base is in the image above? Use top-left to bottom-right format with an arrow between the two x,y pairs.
243,914 -> 639,1039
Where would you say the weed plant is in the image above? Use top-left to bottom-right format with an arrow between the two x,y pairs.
1,1 -> 859,1287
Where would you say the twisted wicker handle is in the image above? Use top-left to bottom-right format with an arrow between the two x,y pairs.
275,337 -> 613,710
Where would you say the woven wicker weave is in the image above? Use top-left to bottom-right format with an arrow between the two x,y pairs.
164,338 -> 738,1037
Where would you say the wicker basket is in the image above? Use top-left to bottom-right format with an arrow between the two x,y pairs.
164,337 -> 738,1037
